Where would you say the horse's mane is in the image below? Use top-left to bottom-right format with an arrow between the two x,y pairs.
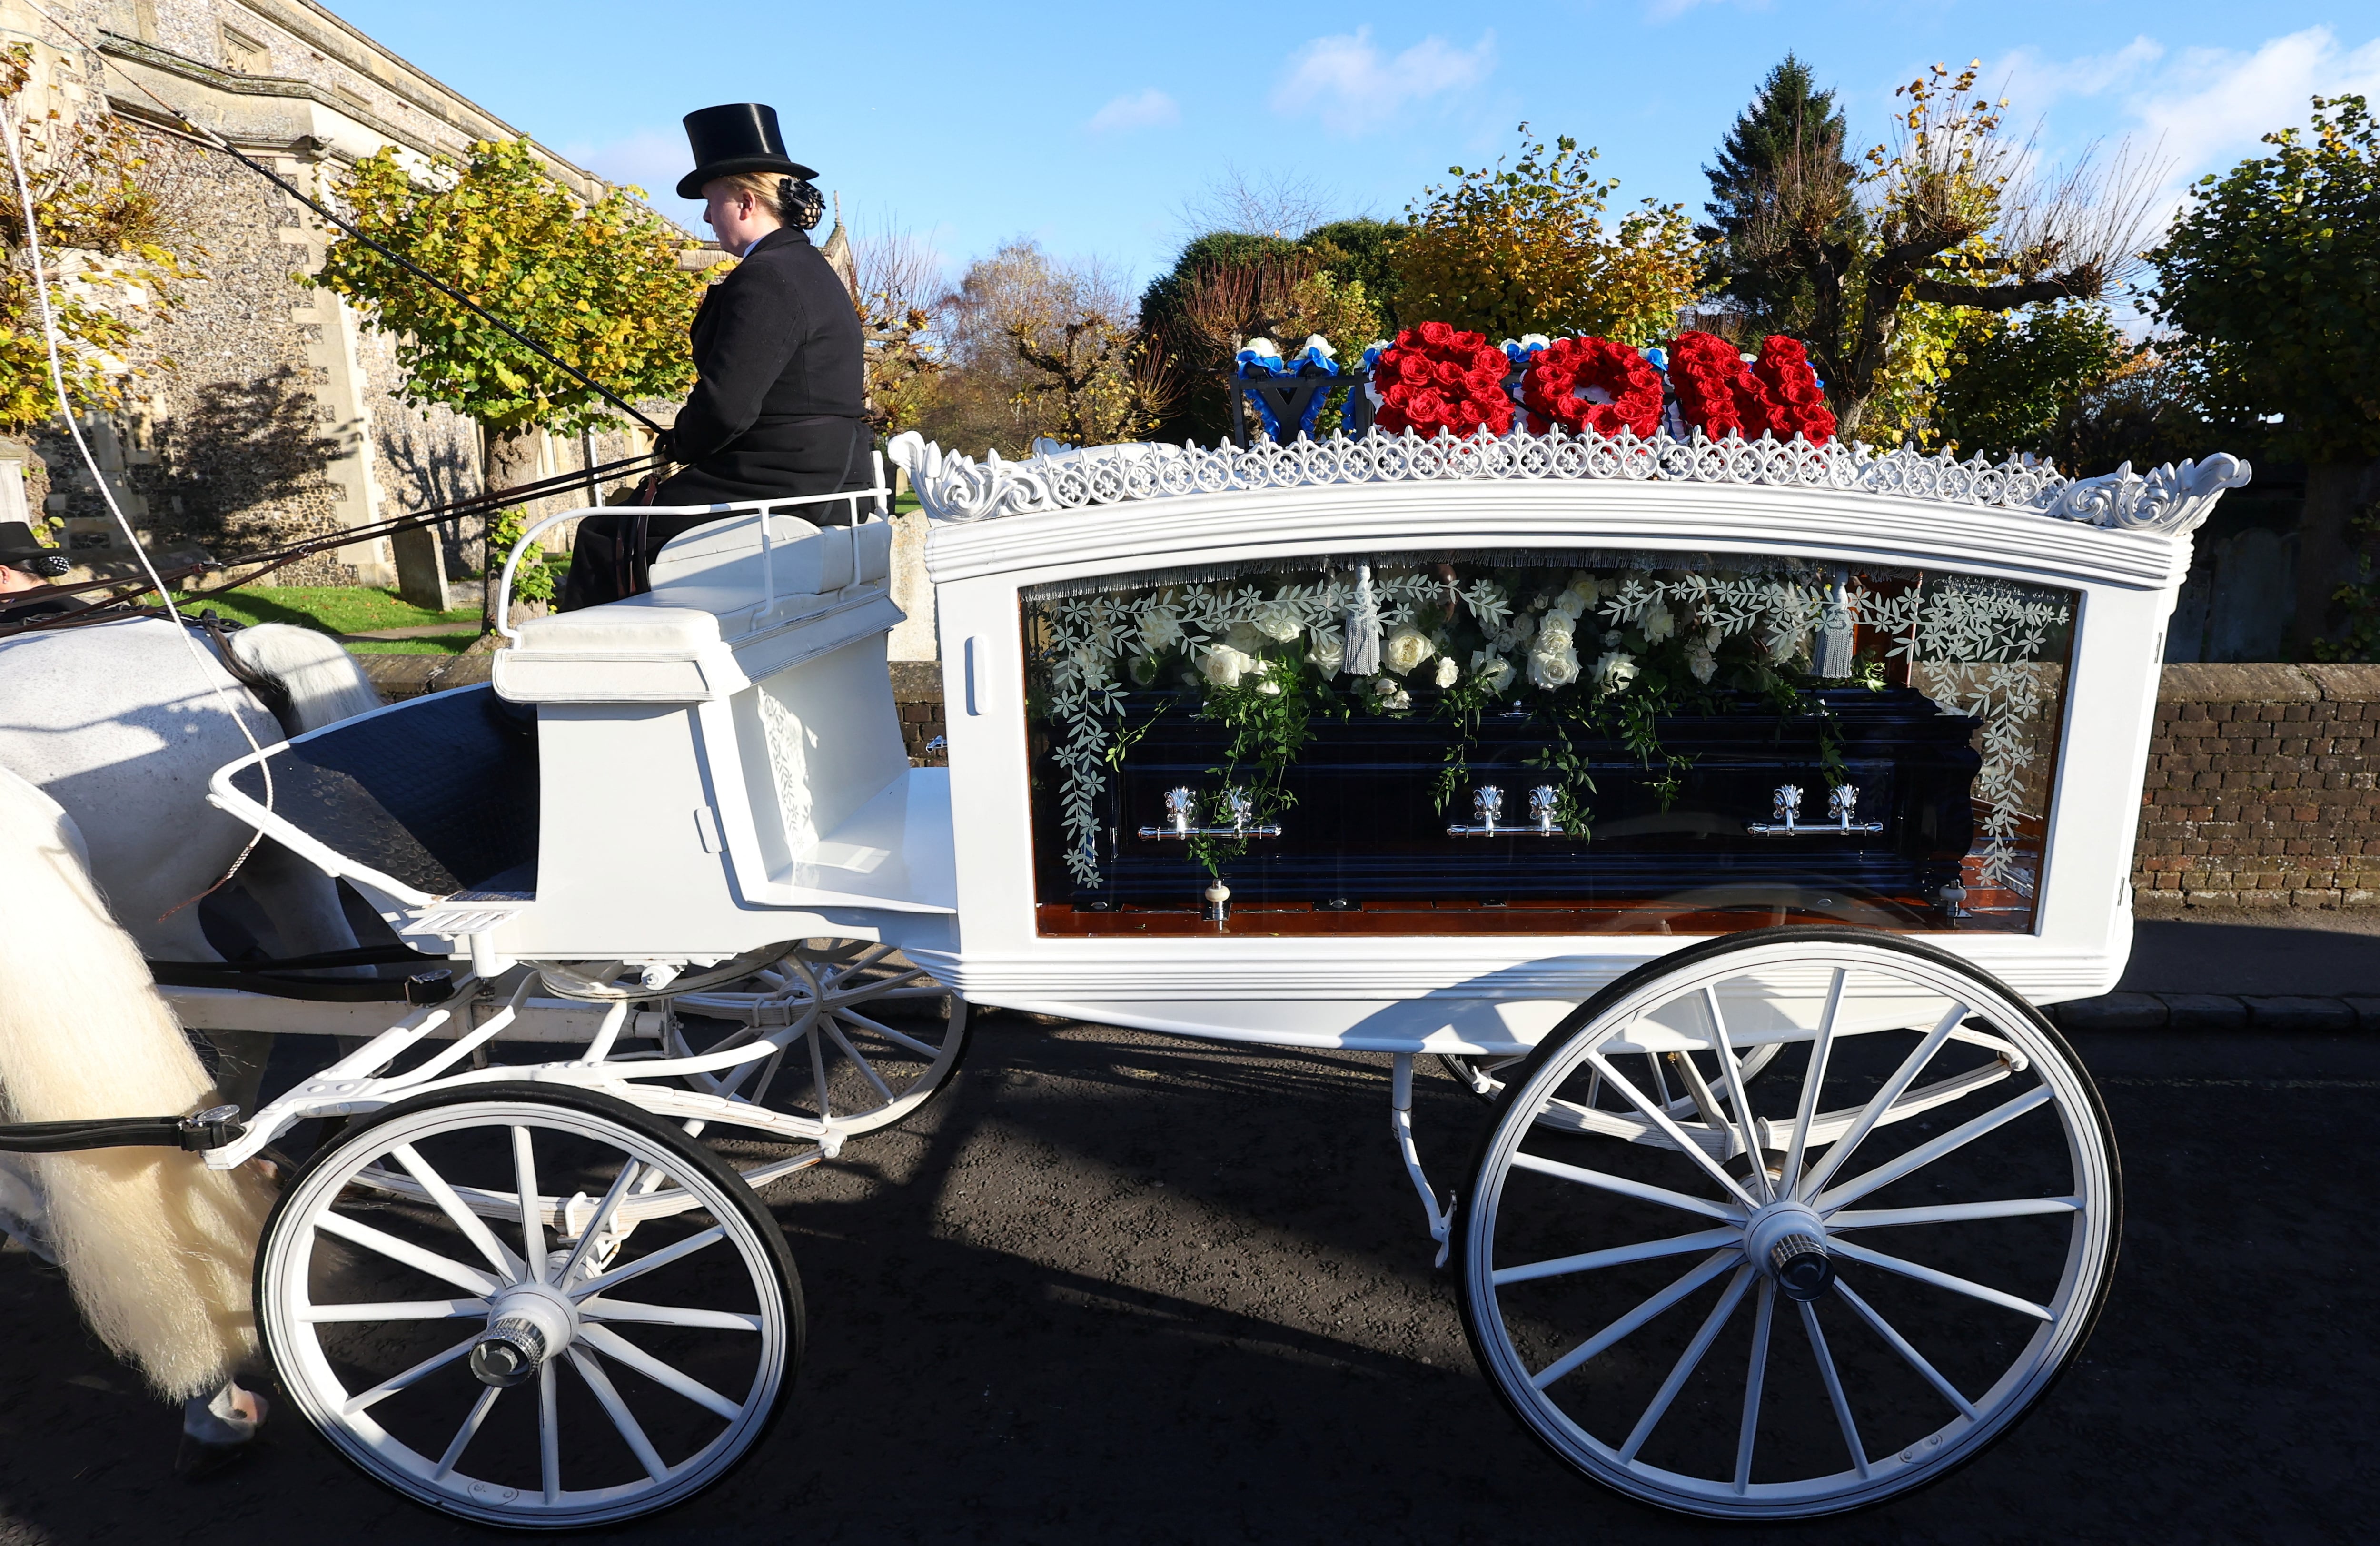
225,624 -> 384,733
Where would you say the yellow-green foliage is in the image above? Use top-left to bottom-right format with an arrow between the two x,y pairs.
0,44 -> 191,436
1395,127 -> 1705,345
311,138 -> 703,436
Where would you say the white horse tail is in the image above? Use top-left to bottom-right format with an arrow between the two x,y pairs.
0,768 -> 271,1401
226,622 -> 383,733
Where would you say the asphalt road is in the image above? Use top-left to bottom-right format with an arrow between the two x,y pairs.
0,919 -> 2374,1544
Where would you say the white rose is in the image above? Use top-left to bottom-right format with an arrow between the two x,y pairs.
1704,625 -> 1722,652
1506,612 -> 1537,647
1433,656 -> 1460,688
1597,650 -> 1639,693
1224,621 -> 1267,655
1567,572 -> 1603,604
1643,606 -> 1676,642
1686,643 -> 1716,684
1251,600 -> 1304,643
1253,665 -> 1283,696
1527,642 -> 1581,689
1537,611 -> 1575,651
1372,680 -> 1411,711
1201,644 -> 1255,688
1553,589 -> 1588,621
1383,625 -> 1436,676
1139,610 -> 1185,654
1069,644 -> 1111,688
1308,629 -> 1345,675
1474,652 -> 1517,695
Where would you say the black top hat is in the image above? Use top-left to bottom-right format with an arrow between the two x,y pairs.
677,104 -> 817,200
0,521 -> 69,576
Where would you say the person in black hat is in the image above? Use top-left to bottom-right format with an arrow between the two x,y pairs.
0,521 -> 77,619
559,103 -> 872,611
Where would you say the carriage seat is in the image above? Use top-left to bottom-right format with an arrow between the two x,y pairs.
494,512 -> 901,705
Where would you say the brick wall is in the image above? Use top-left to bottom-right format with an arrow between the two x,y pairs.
2134,663 -> 2380,912
890,661 -> 947,765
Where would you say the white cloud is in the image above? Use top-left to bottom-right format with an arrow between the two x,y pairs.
1086,89 -> 1180,136
1271,27 -> 1497,136
1992,36 -> 2166,109
2133,27 -> 2380,178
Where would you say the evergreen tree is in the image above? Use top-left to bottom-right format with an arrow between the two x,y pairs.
1700,54 -> 1859,330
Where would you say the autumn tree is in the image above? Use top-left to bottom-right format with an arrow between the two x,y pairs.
0,43 -> 188,437
1929,301 -> 2132,462
1394,126 -> 1704,345
309,138 -> 703,520
2147,93 -> 2380,654
1711,62 -> 2156,441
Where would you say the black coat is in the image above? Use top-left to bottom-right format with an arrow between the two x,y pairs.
660,225 -> 869,504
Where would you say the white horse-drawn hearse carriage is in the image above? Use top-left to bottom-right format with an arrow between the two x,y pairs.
15,422 -> 2244,1527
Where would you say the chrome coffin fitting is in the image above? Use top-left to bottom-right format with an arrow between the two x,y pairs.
1450,783 -> 1571,838
1747,782 -> 1884,837
1136,785 -> 1282,840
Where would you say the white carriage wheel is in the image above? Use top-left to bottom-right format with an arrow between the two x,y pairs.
665,939 -> 969,1138
257,1084 -> 802,1529
1457,927 -> 2119,1520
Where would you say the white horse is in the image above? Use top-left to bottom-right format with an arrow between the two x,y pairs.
0,616 -> 383,1463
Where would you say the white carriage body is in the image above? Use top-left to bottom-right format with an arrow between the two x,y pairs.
205,436 -> 2244,1062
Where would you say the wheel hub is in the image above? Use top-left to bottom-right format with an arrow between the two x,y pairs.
468,1281 -> 579,1388
1743,1200 -> 1834,1302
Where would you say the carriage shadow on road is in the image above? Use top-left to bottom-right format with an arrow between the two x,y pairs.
0,1015 -> 2373,1543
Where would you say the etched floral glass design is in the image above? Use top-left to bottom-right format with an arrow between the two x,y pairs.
1021,549 -> 2074,934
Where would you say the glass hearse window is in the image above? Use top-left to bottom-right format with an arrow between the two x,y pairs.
1021,550 -> 2074,937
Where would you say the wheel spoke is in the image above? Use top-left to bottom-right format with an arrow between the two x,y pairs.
1493,1226 -> 1742,1287
1703,987 -> 1774,1202
580,1297 -> 764,1332
1834,1278 -> 1980,1421
340,1334 -> 476,1415
538,1358 -> 560,1506
391,1143 -> 526,1281
1619,1264 -> 1754,1463
568,1225 -> 730,1302
558,1160 -> 645,1287
1584,1049 -> 1763,1208
1734,1279 -> 1774,1494
820,966 -> 930,1009
1780,966 -> 1846,1196
1795,1001 -> 1968,1202
1827,1238 -> 2053,1321
300,1298 -> 488,1323
1800,1299 -> 1870,1478
1529,1249 -> 1741,1390
833,1007 -> 942,1060
567,1348 -> 671,1483
433,1385 -> 502,1480
1509,1151 -> 1745,1222
1828,1196 -> 2082,1231
806,1011 -> 833,1120
512,1128 -> 546,1284
579,1324 -> 744,1420
315,1211 -> 501,1297
1815,1087 -> 2055,1214
824,1019 -> 896,1104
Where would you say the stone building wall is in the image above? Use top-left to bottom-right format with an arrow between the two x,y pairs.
1,0 -> 649,593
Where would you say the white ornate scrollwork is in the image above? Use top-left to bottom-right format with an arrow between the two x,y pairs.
893,425 -> 2240,535
2041,454 -> 2254,535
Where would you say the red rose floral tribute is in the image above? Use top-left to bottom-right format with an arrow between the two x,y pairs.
1370,320 -> 1514,437
1518,336 -> 1664,438
1664,330 -> 1837,446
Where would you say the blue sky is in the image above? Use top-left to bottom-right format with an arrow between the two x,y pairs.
329,0 -> 2380,297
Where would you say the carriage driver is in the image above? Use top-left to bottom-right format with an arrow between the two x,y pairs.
559,103 -> 871,611
0,521 -> 75,619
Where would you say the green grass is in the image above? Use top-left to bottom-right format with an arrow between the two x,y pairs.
343,636 -> 480,655
170,585 -> 482,636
